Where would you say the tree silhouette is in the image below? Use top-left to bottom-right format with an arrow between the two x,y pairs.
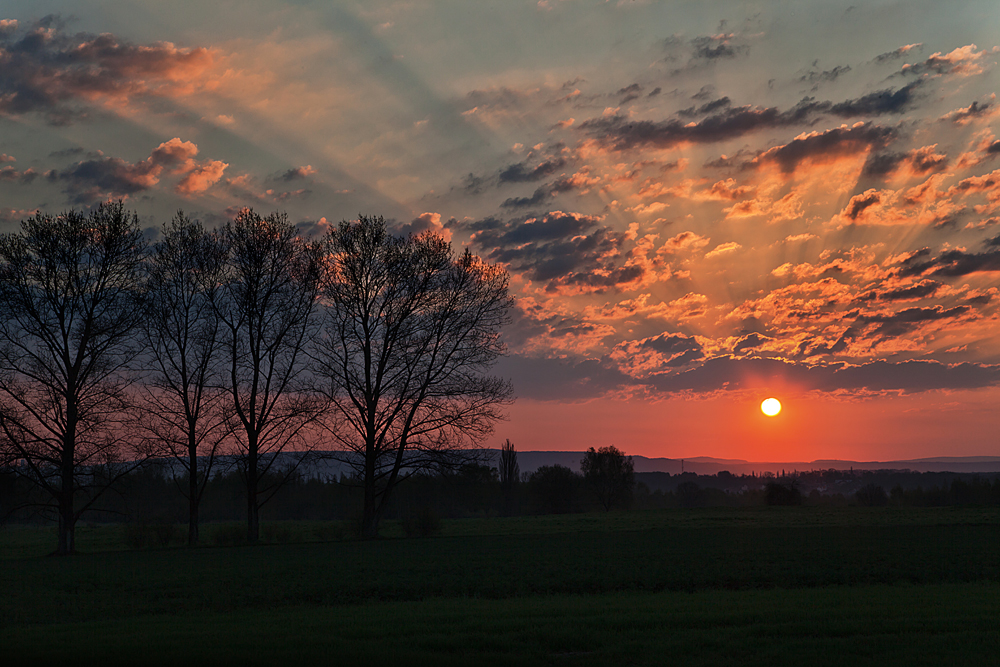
581,445 -> 635,511
313,215 -> 512,538
212,209 -> 324,543
499,438 -> 519,515
528,465 -> 582,514
138,212 -> 229,546
0,202 -> 147,554
855,483 -> 888,507
764,480 -> 803,506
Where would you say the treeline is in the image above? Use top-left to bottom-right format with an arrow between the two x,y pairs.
0,445 -> 639,526
0,203 -> 512,552
635,468 -> 1000,507
4,457 -> 999,532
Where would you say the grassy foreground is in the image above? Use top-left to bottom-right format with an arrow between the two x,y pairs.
3,507 -> 999,664
3,584 -> 998,665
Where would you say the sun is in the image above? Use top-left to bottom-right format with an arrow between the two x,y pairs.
761,397 -> 782,417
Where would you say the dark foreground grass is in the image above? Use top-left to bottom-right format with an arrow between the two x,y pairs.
3,583 -> 998,665
2,508 -> 998,664
2,508 -> 999,627
4,505 -> 998,560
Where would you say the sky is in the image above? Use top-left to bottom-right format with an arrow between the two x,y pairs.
2,0 -> 1000,462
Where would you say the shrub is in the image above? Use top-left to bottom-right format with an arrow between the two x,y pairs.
581,445 -> 635,511
765,481 -> 803,506
528,465 -> 583,514
124,518 -> 179,549
123,522 -> 150,550
401,506 -> 441,538
676,481 -> 704,508
209,522 -> 247,546
855,483 -> 888,507
152,519 -> 178,547
261,523 -> 293,544
312,521 -> 347,542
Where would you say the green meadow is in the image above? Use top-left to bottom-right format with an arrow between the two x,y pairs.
2,507 -> 999,665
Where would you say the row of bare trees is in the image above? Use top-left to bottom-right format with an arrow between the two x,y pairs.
0,202 -> 513,553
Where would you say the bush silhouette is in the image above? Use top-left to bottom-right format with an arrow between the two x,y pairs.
581,445 -> 635,511
765,481 -> 803,506
528,465 -> 582,514
855,483 -> 888,506
401,506 -> 441,537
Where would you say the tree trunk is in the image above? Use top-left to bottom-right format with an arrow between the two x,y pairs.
361,475 -> 378,539
57,438 -> 75,555
56,493 -> 75,556
188,445 -> 200,547
246,434 -> 259,543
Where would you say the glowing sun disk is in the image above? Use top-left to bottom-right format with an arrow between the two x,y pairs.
761,398 -> 782,416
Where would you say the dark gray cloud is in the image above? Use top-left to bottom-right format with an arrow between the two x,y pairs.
0,166 -> 38,184
391,213 -> 445,237
910,149 -> 948,173
636,332 -> 706,366
617,83 -> 642,103
0,16 -> 212,124
861,151 -> 906,178
896,234 -> 1000,276
272,166 -> 316,182
649,356 -> 1000,394
824,81 -> 922,116
874,44 -> 923,63
799,304 -> 971,357
546,264 -> 646,292
50,156 -> 159,203
501,188 -> 549,209
844,189 -> 882,219
581,105 -> 795,151
856,280 -> 944,302
461,153 -> 571,198
857,305 -> 969,338
732,333 -> 772,355
497,157 -> 567,184
801,64 -> 852,84
452,212 -> 646,292
942,100 -> 994,124
499,352 -> 1000,400
500,176 -> 581,210
759,123 -> 897,174
488,225 -> 624,282
690,34 -> 749,61
897,47 -> 991,77
901,247 -> 1000,277
677,97 -> 731,118
580,82 -> 911,152
462,172 -> 487,195
455,211 -> 599,247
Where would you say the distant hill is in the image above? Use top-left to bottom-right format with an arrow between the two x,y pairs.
156,450 -> 1000,479
507,451 -> 1000,475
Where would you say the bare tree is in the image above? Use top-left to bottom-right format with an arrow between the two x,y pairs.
213,208 -> 324,543
315,215 -> 512,538
581,446 -> 635,511
139,212 -> 228,546
0,202 -> 147,554
499,438 -> 519,515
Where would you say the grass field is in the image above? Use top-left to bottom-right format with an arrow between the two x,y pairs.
3,507 -> 998,664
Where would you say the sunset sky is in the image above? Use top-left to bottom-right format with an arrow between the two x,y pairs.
2,1 -> 1000,461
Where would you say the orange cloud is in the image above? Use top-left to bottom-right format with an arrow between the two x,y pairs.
705,242 -> 741,258
176,160 -> 228,195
